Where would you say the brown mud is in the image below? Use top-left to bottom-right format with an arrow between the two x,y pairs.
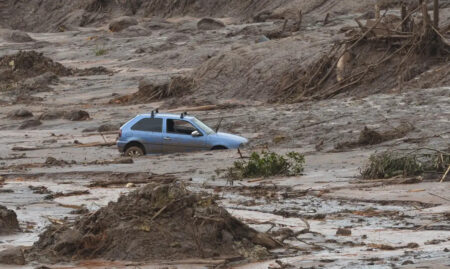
0,0 -> 449,268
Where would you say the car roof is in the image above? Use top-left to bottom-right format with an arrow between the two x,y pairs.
136,113 -> 195,120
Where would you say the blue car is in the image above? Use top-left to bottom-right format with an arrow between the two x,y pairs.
117,112 -> 248,156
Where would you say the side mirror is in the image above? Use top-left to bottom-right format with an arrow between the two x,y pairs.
191,130 -> 202,137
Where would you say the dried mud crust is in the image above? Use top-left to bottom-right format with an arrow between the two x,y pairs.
27,182 -> 279,263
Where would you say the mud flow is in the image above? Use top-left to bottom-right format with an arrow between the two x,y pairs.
1,0 -> 449,268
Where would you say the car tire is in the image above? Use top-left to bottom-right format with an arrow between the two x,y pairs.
124,146 -> 144,157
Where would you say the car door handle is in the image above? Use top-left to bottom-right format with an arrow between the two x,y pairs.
164,137 -> 171,140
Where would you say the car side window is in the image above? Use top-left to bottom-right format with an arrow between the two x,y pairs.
131,118 -> 162,132
166,119 -> 200,136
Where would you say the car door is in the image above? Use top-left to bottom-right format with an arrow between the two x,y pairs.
130,117 -> 163,153
163,118 -> 207,153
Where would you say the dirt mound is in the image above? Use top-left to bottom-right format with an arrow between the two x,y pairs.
275,9 -> 450,102
110,76 -> 194,105
0,205 -> 20,234
0,51 -> 72,91
0,51 -> 111,94
28,182 -> 279,263
1,30 -> 34,43
190,36 -> 332,103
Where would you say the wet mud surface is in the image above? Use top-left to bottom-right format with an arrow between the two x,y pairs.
0,1 -> 450,268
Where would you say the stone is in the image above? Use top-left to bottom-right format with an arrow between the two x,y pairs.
7,108 -> 33,119
109,16 -> 138,32
0,205 -> 20,234
0,247 -> 25,265
197,18 -> 225,30
18,119 -> 42,129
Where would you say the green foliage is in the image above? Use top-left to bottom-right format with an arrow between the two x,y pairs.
95,47 -> 108,56
361,150 -> 450,179
227,151 -> 305,180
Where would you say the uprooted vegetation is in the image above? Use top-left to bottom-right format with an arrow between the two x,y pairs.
110,76 -> 194,105
27,182 -> 280,263
275,4 -> 450,102
227,151 -> 305,180
360,149 -> 450,179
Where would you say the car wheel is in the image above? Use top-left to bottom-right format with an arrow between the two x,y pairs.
125,146 -> 144,157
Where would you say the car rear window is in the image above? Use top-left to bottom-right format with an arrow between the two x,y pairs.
131,118 -> 162,132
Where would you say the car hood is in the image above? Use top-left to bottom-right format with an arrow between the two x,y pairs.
209,132 -> 248,144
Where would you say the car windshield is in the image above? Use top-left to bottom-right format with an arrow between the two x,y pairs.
192,118 -> 215,135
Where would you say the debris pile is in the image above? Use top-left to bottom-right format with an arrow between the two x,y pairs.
28,182 -> 280,263
0,205 -> 20,234
110,76 -> 194,105
276,2 -> 450,102
361,148 -> 450,179
336,123 -> 414,149
0,51 -> 71,92
0,51 -> 111,95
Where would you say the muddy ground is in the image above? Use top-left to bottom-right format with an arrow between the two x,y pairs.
1,0 -> 450,268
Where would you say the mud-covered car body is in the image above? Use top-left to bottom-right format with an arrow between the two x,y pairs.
117,112 -> 248,155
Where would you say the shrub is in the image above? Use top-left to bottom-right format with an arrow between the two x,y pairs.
95,47 -> 108,56
361,150 -> 449,179
226,151 -> 305,180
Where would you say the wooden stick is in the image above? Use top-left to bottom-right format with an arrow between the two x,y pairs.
440,165 -> 450,183
433,0 -> 439,29
375,4 -> 380,19
401,3 -> 407,32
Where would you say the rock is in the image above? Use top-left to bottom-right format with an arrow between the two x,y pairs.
18,119 -> 42,129
64,110 -> 90,121
256,35 -> 270,43
7,108 -> 33,119
39,110 -> 64,120
97,123 -> 119,132
0,205 -> 20,234
197,18 -> 225,30
45,157 -> 68,166
336,228 -> 351,236
135,48 -> 146,54
108,16 -> 138,32
0,247 -> 25,265
406,242 -> 419,248
3,30 -> 34,43
117,25 -> 151,37
112,157 -> 133,164
75,66 -> 111,76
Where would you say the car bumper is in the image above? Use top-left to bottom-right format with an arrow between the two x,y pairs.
117,141 -> 127,153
